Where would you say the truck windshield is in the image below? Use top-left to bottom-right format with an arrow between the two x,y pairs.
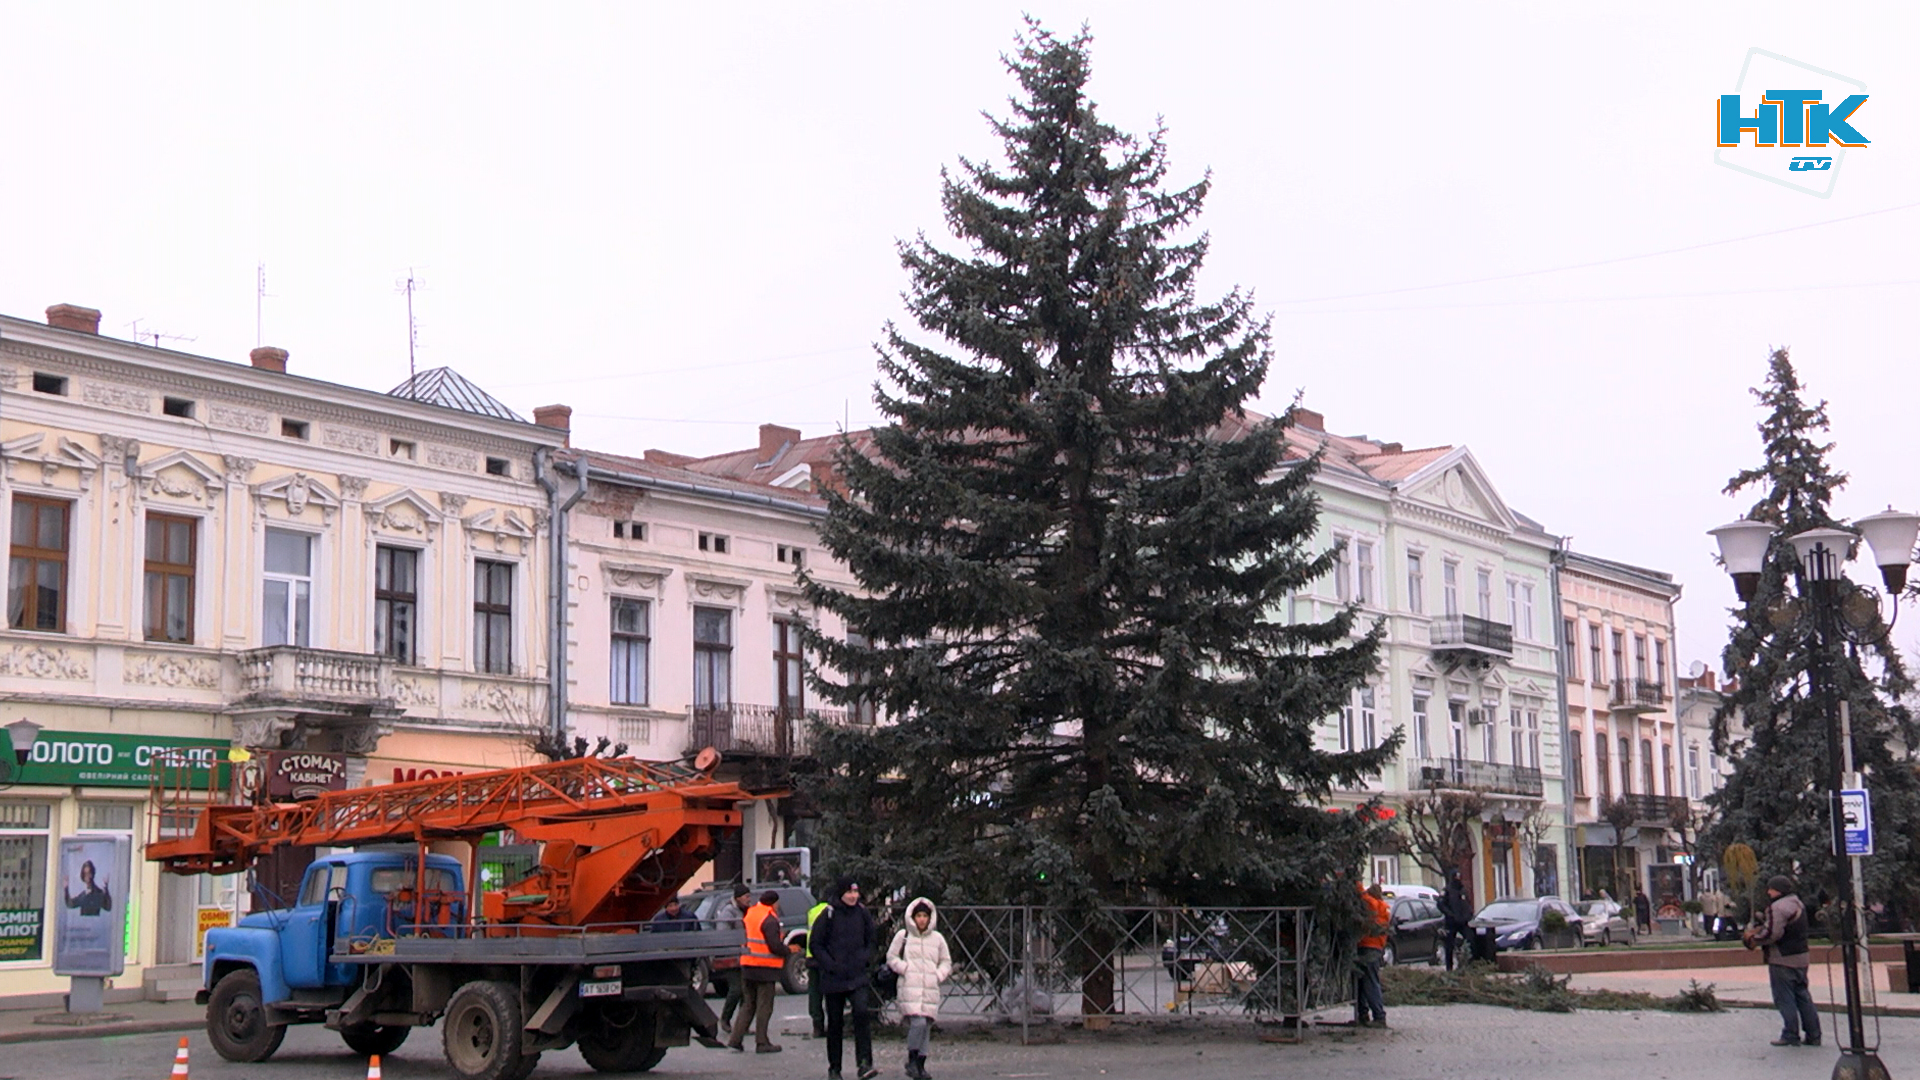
369,867 -> 459,894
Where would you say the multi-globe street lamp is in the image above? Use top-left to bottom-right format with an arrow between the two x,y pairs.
1710,508 -> 1920,1080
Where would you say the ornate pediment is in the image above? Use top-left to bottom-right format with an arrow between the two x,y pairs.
137,450 -> 223,505
766,582 -> 812,616
686,573 -> 750,608
1395,449 -> 1518,536
2,433 -> 103,490
603,561 -> 672,597
253,472 -> 341,523
464,508 -> 535,553
364,488 -> 443,541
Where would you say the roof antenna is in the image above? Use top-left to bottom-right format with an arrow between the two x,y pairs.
125,318 -> 196,350
397,269 -> 422,383
255,263 -> 273,347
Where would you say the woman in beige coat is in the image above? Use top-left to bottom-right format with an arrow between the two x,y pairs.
886,899 -> 952,1080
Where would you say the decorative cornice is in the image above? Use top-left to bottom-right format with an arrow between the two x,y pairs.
603,561 -> 673,595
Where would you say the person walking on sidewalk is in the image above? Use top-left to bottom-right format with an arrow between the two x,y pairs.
887,899 -> 952,1080
1744,875 -> 1820,1048
715,883 -> 754,1032
725,890 -> 793,1054
1440,870 -> 1472,971
1354,882 -> 1391,1028
814,878 -> 879,1080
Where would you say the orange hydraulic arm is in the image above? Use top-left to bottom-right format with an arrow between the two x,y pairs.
148,751 -> 773,930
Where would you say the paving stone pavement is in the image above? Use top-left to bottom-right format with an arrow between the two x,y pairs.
0,1004 -> 1913,1079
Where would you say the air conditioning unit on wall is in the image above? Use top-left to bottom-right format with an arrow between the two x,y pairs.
1466,708 -> 1487,725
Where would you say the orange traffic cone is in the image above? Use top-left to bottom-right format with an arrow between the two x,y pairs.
169,1037 -> 189,1079
366,1054 -> 382,1079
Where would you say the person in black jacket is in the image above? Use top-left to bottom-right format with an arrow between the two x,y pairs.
812,877 -> 878,1080
1439,870 -> 1472,971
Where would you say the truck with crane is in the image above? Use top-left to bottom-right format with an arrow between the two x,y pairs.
147,748 -> 774,1079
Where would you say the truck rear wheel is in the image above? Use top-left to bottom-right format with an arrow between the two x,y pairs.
579,1004 -> 667,1073
781,951 -> 809,995
342,1022 -> 411,1057
444,980 -> 531,1080
207,969 -> 287,1063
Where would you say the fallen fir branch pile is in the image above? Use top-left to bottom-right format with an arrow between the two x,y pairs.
1382,963 -> 1723,1014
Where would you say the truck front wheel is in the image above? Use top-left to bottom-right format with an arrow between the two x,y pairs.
579,1003 -> 667,1073
343,1022 -> 411,1057
207,969 -> 287,1063
444,980 -> 532,1080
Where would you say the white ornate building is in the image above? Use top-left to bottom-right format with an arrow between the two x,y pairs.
0,303 -> 565,1003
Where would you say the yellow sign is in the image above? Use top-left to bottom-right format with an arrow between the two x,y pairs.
195,906 -> 233,959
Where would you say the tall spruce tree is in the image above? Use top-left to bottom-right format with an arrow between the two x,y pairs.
800,24 -> 1395,916
1706,348 -> 1920,922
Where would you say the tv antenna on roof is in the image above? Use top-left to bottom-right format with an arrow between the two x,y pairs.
397,269 -> 424,382
255,262 -> 275,346
126,319 -> 196,350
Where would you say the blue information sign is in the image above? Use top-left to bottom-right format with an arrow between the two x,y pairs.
1839,789 -> 1873,857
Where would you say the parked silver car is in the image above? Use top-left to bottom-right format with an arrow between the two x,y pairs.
1575,899 -> 1636,946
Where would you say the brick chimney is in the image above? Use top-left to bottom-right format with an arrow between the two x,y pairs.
1378,442 -> 1403,454
758,423 -> 801,464
249,346 -> 288,373
46,304 -> 101,334
1291,407 -> 1325,432
533,404 -> 572,446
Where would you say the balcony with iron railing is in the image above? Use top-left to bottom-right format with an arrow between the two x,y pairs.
1427,615 -> 1514,659
1609,677 -> 1667,713
1414,757 -> 1544,798
685,703 -> 858,759
1613,793 -> 1689,825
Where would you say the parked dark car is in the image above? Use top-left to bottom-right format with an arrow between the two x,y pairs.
682,884 -> 817,995
1470,896 -> 1582,952
1382,895 -> 1448,966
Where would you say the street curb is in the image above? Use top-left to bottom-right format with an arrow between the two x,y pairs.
0,1016 -> 202,1044
1719,999 -> 1920,1020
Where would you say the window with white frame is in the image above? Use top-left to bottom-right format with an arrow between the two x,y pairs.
1448,701 -> 1466,760
1332,537 -> 1352,602
1526,706 -> 1541,769
1337,695 -> 1355,752
1406,551 -> 1425,614
1476,568 -> 1493,620
1412,695 -> 1431,759
1482,703 -> 1498,761
1518,582 -> 1535,640
1688,743 -> 1701,797
263,528 -> 313,647
610,598 -> 650,705
1442,560 -> 1460,617
1509,706 -> 1524,766
1359,686 -> 1377,749
1354,541 -> 1375,606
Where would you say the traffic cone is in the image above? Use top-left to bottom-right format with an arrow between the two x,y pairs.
169,1037 -> 189,1079
366,1054 -> 382,1079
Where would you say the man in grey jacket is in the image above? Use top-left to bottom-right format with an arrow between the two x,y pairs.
1744,875 -> 1820,1047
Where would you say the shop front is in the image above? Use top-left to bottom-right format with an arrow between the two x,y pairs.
0,727 -> 229,1006
365,728 -> 540,787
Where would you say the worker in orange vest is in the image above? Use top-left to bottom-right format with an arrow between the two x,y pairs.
724,889 -> 793,1053
1354,882 -> 1392,1028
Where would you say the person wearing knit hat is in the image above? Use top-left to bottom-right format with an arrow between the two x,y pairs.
1744,875 -> 1819,1047
813,877 -> 878,1079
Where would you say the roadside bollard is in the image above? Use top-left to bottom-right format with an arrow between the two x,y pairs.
169,1037 -> 190,1079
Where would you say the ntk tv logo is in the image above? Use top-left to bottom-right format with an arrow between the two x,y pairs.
1717,91 -> 1869,150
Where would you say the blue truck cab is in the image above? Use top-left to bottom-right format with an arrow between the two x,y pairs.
201,851 -> 462,1061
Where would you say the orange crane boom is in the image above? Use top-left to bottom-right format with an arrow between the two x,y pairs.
148,750 -> 772,930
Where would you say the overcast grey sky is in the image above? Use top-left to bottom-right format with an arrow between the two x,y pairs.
4,2 -> 1917,673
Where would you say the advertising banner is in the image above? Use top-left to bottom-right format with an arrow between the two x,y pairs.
27,731 -> 228,788
0,907 -> 44,961
52,835 -> 132,976
195,906 -> 233,959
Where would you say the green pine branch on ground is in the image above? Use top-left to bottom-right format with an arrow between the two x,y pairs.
1704,347 -> 1920,922
798,21 -> 1395,913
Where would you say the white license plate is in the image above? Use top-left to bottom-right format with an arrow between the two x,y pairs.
580,980 -> 623,998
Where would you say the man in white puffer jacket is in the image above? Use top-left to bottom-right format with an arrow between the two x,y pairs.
886,899 -> 952,1080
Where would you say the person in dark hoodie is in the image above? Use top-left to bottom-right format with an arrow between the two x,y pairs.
812,877 -> 878,1080
1439,870 -> 1472,971
1744,874 -> 1820,1047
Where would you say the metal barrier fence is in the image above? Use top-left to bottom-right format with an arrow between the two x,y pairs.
883,906 -> 1346,1042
